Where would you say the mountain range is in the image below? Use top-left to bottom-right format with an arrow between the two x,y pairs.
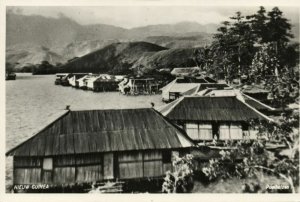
6,12 -> 299,73
6,13 -> 216,68
6,13 -> 218,48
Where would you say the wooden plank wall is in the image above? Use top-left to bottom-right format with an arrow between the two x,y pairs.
77,165 -> 102,182
13,150 -> 176,185
42,171 -> 52,184
103,153 -> 114,179
53,167 -> 76,184
13,153 -> 106,185
13,157 -> 42,184
118,150 -> 173,179
14,168 -> 41,184
144,151 -> 163,177
118,152 -> 143,179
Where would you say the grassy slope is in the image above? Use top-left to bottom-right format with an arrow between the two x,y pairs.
60,42 -> 168,74
132,48 -> 197,74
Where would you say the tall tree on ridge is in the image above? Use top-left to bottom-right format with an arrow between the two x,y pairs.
247,6 -> 269,43
266,7 -> 294,68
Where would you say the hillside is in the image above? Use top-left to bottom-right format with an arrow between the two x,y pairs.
53,39 -> 120,60
6,44 -> 66,69
132,48 -> 197,74
144,33 -> 213,49
60,42 -> 168,74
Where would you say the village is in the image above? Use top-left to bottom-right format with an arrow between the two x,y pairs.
5,64 -> 299,193
4,5 -> 299,194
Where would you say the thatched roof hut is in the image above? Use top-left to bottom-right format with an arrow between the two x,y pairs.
158,96 -> 272,142
6,108 -> 194,186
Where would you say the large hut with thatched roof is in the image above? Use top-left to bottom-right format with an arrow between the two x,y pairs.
6,108 -> 194,187
158,96 -> 273,142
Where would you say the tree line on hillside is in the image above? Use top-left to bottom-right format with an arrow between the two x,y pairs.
6,61 -> 64,75
194,6 -> 299,109
195,6 -> 298,81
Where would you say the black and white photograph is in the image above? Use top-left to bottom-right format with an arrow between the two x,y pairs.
2,0 -> 300,197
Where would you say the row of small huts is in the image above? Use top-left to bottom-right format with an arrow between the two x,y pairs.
55,73 -> 124,92
55,73 -> 161,95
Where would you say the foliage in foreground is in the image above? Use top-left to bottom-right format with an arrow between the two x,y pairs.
201,114 -> 299,193
162,154 -> 194,193
162,110 -> 299,193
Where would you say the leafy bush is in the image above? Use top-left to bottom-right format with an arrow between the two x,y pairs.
162,154 -> 194,193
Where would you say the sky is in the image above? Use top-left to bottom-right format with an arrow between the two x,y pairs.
7,6 -> 299,28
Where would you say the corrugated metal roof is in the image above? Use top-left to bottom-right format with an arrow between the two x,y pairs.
164,96 -> 270,122
6,108 -> 194,157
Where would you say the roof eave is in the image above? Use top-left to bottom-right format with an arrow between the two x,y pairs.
242,93 -> 276,111
238,99 -> 274,122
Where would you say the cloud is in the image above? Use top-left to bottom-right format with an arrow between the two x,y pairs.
8,6 -> 299,28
